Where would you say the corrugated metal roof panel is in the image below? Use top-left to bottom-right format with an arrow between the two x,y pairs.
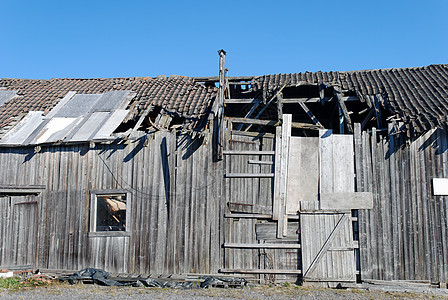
34,117 -> 79,144
0,111 -> 44,145
91,91 -> 131,112
93,109 -> 129,140
69,112 -> 110,142
54,94 -> 102,117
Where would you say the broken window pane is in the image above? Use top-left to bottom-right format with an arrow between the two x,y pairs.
96,194 -> 126,231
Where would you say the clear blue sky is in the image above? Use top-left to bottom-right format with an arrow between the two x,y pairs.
1,0 -> 447,79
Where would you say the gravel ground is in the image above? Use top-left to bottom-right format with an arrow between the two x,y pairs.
1,283 -> 448,300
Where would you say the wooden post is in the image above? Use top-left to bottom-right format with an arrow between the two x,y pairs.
217,49 -> 227,160
273,114 -> 291,238
277,92 -> 283,122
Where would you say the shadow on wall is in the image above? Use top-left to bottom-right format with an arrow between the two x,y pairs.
417,127 -> 448,155
177,134 -> 204,160
385,126 -> 448,159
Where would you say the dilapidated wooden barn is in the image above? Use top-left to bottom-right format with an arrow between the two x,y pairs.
1,55 -> 448,287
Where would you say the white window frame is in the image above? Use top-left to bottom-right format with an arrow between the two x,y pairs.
89,189 -> 131,237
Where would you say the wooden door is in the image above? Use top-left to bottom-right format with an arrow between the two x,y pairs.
301,212 -> 356,282
0,195 -> 38,268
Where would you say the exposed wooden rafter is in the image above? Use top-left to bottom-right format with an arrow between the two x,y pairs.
298,102 -> 324,129
333,86 -> 353,133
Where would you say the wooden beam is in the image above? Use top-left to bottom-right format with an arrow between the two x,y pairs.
231,130 -> 275,138
318,83 -> 325,102
244,81 -> 290,132
193,76 -> 255,82
225,173 -> 274,178
223,150 -> 275,155
0,185 -> 46,195
225,96 -> 358,104
339,105 -> 345,134
248,160 -> 273,165
224,213 -> 300,219
219,269 -> 302,274
227,117 -> 321,130
361,109 -> 374,130
273,114 -> 291,238
216,49 -> 226,161
290,122 -> 322,130
273,125 -> 282,223
333,86 -> 353,133
298,102 -> 324,128
224,243 -> 301,249
226,117 -> 279,127
373,94 -> 383,129
277,92 -> 283,122
320,192 -> 374,210
224,213 -> 272,219
235,100 -> 262,130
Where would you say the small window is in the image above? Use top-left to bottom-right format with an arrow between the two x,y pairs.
90,190 -> 130,235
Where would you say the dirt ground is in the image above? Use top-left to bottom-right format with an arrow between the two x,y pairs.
1,283 -> 448,300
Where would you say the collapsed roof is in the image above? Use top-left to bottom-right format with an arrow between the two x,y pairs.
0,76 -> 217,145
0,63 -> 447,146
248,64 -> 448,133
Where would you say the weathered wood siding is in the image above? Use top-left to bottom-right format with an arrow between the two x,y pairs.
355,125 -> 448,283
0,130 -> 225,274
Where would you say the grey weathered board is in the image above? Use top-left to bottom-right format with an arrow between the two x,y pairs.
355,125 -> 448,283
286,137 -> 318,213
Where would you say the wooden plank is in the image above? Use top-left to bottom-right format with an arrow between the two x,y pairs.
224,213 -> 299,219
287,137 -> 319,214
224,243 -> 301,249
223,150 -> 275,155
255,222 -> 299,241
273,127 -> 282,222
226,117 -> 279,127
225,173 -> 274,178
231,130 -> 275,138
332,135 -> 355,193
220,269 -> 302,274
320,192 -> 373,210
319,129 -> 334,194
248,160 -> 273,165
273,115 -> 291,237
